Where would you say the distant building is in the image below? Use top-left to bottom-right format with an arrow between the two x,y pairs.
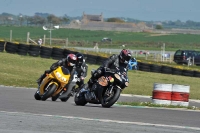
7,17 -> 13,20
64,12 -> 152,32
82,12 -> 103,24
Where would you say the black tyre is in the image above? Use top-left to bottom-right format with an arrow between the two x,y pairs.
101,87 -> 121,108
34,90 -> 41,100
182,70 -> 194,77
161,66 -> 172,74
58,84 -> 75,102
28,51 -> 40,57
40,46 -> 52,58
40,54 -> 51,59
194,71 -> 200,78
150,64 -> 161,73
138,62 -> 150,72
172,68 -> 182,76
74,92 -> 87,106
86,54 -> 97,64
60,97 -> 70,102
51,93 -> 60,101
41,84 -> 57,101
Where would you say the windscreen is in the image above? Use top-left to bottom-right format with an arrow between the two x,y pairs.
174,50 -> 182,56
61,67 -> 70,75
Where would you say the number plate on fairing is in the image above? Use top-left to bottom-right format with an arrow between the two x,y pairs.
98,76 -> 108,86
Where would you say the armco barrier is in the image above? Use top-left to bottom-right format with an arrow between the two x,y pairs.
152,83 -> 190,107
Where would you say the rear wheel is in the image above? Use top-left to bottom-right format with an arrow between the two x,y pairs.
41,84 -> 57,101
59,84 -> 76,102
101,87 -> 121,108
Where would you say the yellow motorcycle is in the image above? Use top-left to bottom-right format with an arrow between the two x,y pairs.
34,66 -> 77,101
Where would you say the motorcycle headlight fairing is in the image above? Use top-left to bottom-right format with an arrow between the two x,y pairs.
56,72 -> 67,82
125,82 -> 129,87
61,77 -> 67,82
114,74 -> 122,81
56,72 -> 62,78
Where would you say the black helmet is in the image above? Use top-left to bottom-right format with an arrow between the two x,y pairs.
76,53 -> 84,66
119,49 -> 132,64
67,54 -> 77,66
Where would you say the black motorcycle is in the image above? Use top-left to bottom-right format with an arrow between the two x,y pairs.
74,66 -> 129,108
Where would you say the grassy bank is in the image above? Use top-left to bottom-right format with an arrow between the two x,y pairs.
0,52 -> 200,100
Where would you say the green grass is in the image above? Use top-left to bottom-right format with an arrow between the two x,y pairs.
0,52 -> 200,100
116,102 -> 200,110
1,26 -> 200,51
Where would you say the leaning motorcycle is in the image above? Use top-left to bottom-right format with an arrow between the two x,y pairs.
74,66 -> 129,108
34,66 -> 77,101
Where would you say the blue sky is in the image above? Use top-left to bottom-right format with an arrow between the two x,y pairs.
0,0 -> 200,22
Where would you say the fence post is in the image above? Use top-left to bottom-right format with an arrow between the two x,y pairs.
27,32 -> 30,44
157,54 -> 159,62
66,38 -> 68,47
170,54 -> 172,63
43,35 -> 46,46
193,57 -> 194,66
188,57 -> 191,67
10,30 -> 12,42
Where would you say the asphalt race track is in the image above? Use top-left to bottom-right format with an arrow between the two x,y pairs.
0,86 -> 200,133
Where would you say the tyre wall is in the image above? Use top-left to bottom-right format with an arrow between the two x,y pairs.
1,41 -> 200,78
137,62 -> 198,78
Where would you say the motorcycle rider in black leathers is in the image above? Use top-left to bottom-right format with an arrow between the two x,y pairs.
58,53 -> 88,100
75,53 -> 88,89
87,49 -> 132,89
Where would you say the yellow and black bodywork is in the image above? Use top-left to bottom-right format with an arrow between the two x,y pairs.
39,66 -> 71,101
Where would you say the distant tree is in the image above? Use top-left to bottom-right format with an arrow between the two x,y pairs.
47,14 -> 61,25
155,25 -> 163,29
107,18 -> 125,23
0,16 -> 7,25
175,20 -> 183,26
23,15 -> 30,26
29,15 -> 46,26
186,20 -> 195,26
35,12 -> 50,18
61,16 -> 70,24
18,14 -> 24,26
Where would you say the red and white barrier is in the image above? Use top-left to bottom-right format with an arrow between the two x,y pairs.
152,83 -> 172,105
152,83 -> 190,107
171,84 -> 190,107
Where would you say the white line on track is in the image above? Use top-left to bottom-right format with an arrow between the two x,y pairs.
1,111 -> 200,131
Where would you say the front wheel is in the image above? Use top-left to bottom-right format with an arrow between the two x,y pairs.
51,93 -> 60,101
101,87 -> 121,108
74,91 -> 87,106
41,84 -> 57,101
34,90 -> 41,100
